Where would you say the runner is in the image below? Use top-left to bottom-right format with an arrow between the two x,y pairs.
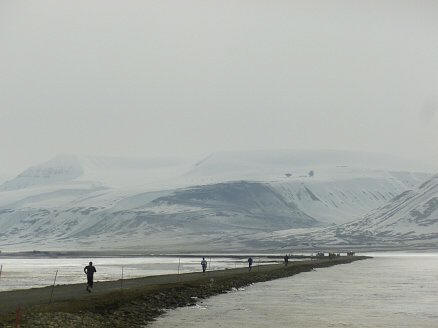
84,261 -> 97,293
247,257 -> 253,271
201,257 -> 208,273
284,254 -> 289,266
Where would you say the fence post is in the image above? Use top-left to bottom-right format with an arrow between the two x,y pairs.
121,266 -> 124,290
15,306 -> 21,328
177,258 -> 181,275
49,269 -> 58,304
177,258 -> 182,283
0,264 -> 2,280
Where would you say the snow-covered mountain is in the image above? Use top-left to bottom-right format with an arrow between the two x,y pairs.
0,150 -> 433,252
182,150 -> 432,186
0,174 -> 9,185
261,174 -> 438,250
0,154 -> 194,191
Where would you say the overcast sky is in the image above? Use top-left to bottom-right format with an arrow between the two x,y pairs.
1,0 -> 437,175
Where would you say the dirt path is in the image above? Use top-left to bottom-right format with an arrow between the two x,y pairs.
0,261 -> 282,314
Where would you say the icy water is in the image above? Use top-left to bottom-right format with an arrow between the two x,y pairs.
0,256 -> 277,292
152,253 -> 438,328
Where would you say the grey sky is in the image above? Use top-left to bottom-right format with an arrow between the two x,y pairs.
1,0 -> 437,175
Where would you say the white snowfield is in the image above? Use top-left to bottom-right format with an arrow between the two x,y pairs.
0,150 -> 434,251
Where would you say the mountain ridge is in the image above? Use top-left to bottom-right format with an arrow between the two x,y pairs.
0,150 -> 434,251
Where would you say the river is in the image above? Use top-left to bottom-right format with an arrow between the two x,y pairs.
151,253 -> 438,328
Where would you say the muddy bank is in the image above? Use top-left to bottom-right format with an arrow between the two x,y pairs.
0,257 -> 368,327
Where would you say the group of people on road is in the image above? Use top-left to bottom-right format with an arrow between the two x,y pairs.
201,257 -> 255,273
200,255 -> 290,273
83,255 -> 291,293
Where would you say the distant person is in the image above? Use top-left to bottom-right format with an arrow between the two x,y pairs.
247,257 -> 253,271
84,261 -> 96,293
284,254 -> 289,266
201,257 -> 208,273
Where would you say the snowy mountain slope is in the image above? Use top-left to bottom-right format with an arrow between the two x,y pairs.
267,170 -> 428,225
0,155 -> 84,191
181,150 -> 433,185
335,174 -> 438,244
151,181 -> 319,228
0,154 -> 194,191
0,173 -> 10,185
177,150 -> 430,225
0,181 -> 319,251
258,174 -> 438,249
0,150 -> 434,251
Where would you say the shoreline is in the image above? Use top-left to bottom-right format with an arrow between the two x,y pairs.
0,245 -> 436,259
0,256 -> 369,327
0,251 -> 306,260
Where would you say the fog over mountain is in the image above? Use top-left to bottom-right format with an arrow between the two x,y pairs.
1,0 -> 438,176
1,1 -> 437,252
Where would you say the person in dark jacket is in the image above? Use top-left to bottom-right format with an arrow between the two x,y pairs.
84,261 -> 96,293
201,257 -> 208,273
284,254 -> 289,266
247,257 -> 253,271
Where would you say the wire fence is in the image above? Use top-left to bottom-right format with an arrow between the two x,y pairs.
0,257 -> 270,293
